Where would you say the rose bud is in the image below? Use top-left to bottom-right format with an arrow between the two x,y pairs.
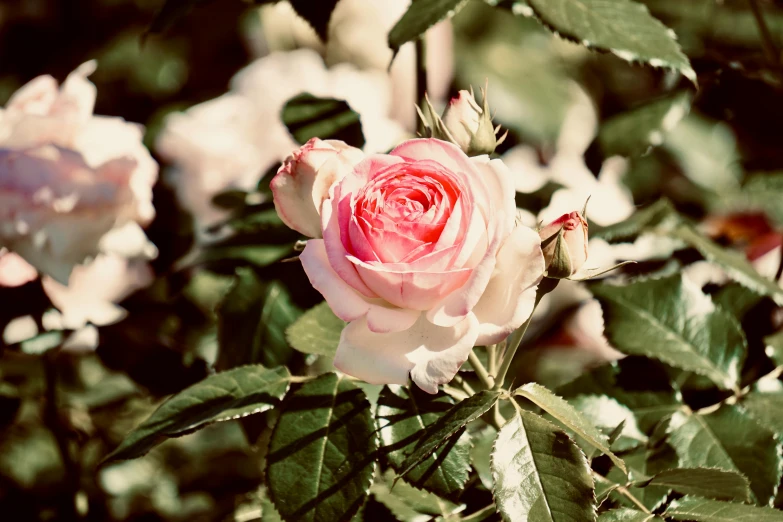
417,84 -> 506,156
271,137 -> 364,239
539,211 -> 589,279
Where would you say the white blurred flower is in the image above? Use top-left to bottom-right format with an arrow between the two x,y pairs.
504,84 -> 635,227
258,0 -> 454,130
0,248 -> 37,287
0,61 -> 158,283
157,49 -> 406,240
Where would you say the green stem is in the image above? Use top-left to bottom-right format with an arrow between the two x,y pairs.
468,350 -> 494,390
487,343 -> 498,376
494,278 -> 558,390
415,37 -> 427,135
593,472 -> 651,514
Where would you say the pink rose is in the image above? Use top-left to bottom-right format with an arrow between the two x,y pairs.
273,137 -> 545,392
538,211 -> 589,278
0,61 -> 158,283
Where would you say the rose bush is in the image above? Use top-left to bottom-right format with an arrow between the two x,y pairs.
273,137 -> 545,392
0,61 -> 158,284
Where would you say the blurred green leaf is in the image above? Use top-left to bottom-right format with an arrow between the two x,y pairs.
569,395 -> 648,452
266,373 -> 377,522
606,444 -> 678,511
282,93 -> 365,148
665,496 -> 783,521
515,383 -> 627,473
370,470 -> 462,521
389,0 -> 469,56
636,468 -> 751,502
598,92 -> 691,157
106,365 -> 290,461
764,331 -> 783,367
377,385 -> 471,498
286,302 -> 345,358
668,404 -> 782,504
217,269 -> 302,371
525,0 -> 696,84
591,199 -> 677,243
557,357 -> 681,433
713,283 -> 762,322
740,390 -> 783,435
730,171 -> 783,225
491,410 -> 595,522
398,390 -> 501,480
671,224 -> 783,306
591,274 -> 747,390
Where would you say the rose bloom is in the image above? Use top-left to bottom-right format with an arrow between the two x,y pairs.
273,137 -> 545,392
0,61 -> 158,283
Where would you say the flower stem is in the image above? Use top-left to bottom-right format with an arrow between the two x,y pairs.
593,472 -> 651,513
468,350 -> 494,390
415,37 -> 427,134
494,278 -> 558,390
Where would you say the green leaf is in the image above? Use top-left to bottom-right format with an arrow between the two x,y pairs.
598,92 -> 691,157
637,468 -> 751,502
731,171 -> 783,225
665,497 -> 783,521
471,427 -> 496,490
671,223 -> 783,306
714,283 -> 763,322
217,270 -> 302,371
668,404 -> 783,505
569,395 -> 648,452
606,444 -> 679,511
377,386 -> 471,498
388,0 -> 469,57
591,199 -> 677,243
765,331 -> 783,366
664,113 -> 742,193
266,373 -> 377,522
282,93 -> 365,148
598,508 -> 659,522
557,357 -> 681,434
287,0 -> 340,40
491,410 -> 596,522
188,243 -> 294,269
370,470 -> 462,521
286,302 -> 345,358
397,390 -> 501,480
525,0 -> 696,84
741,390 -> 783,435
106,365 -> 291,461
590,274 -> 747,390
515,383 -> 627,473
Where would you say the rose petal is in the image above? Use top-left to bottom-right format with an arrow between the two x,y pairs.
334,312 -> 479,393
473,225 -> 544,345
300,239 -> 419,333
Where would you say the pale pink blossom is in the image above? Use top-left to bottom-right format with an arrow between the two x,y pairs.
0,61 -> 158,283
273,137 -> 545,392
0,248 -> 37,287
538,211 -> 589,278
257,0 -> 454,131
504,85 -> 635,227
157,49 -> 405,240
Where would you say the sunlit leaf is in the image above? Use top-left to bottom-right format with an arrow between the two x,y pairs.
377,386 -> 471,498
665,496 -> 783,521
591,274 -> 747,390
286,302 -> 345,358
515,383 -> 627,473
491,410 -> 595,522
266,373 -> 377,522
637,467 -> 751,502
107,365 -> 290,461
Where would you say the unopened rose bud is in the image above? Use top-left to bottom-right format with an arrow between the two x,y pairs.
417,83 -> 506,156
539,211 -> 589,279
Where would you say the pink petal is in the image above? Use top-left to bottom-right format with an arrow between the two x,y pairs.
334,313 -> 480,393
300,240 -> 419,333
473,226 -> 545,345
